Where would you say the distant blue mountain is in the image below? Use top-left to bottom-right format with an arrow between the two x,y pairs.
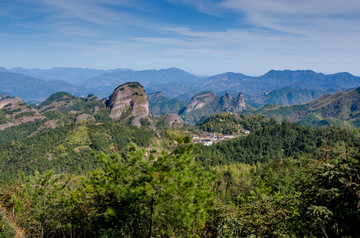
86,67 -> 202,98
149,70 -> 360,98
8,67 -> 107,85
0,71 -> 85,102
2,67 -> 360,106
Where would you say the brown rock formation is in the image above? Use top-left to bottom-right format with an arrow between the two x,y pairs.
165,114 -> 184,128
107,82 -> 149,127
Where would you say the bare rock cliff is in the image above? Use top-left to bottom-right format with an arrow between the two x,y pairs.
107,82 -> 149,127
235,93 -> 246,112
184,92 -> 217,113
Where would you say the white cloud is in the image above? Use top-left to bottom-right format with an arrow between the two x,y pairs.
43,0 -> 146,26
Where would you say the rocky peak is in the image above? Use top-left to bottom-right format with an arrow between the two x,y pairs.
107,82 -> 149,127
0,93 -> 8,100
85,94 -> 99,102
235,93 -> 246,112
0,97 -> 45,130
225,90 -> 232,99
220,91 -> 246,113
221,91 -> 233,111
0,96 -> 23,110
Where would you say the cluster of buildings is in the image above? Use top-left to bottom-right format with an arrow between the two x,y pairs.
192,130 -> 250,146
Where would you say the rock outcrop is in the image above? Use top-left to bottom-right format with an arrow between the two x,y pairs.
221,91 -> 246,113
184,92 -> 217,113
0,96 -> 45,130
180,91 -> 247,124
235,93 -> 246,112
0,96 -> 22,110
107,82 -> 149,127
165,114 -> 184,128
75,113 -> 95,123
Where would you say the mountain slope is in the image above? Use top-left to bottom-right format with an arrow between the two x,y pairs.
246,87 -> 345,108
148,91 -> 187,115
254,87 -> 360,127
0,94 -> 45,130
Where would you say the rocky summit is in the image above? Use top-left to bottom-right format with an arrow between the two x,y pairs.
0,94 -> 45,130
107,82 -> 149,127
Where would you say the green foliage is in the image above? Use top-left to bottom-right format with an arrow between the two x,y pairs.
0,121 -> 154,184
38,92 -> 80,108
148,92 -> 187,115
85,142 -> 215,237
13,111 -> 35,119
0,111 -> 8,124
197,113 -> 275,135
198,113 -> 243,134
0,215 -> 16,238
296,154 -> 360,237
194,121 -> 360,166
2,108 -> 21,115
0,119 -> 44,143
1,141 -> 215,237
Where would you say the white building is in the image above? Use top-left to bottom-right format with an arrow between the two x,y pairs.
201,139 -> 213,146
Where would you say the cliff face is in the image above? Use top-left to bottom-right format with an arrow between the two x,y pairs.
107,82 -> 149,127
180,91 -> 246,124
184,92 -> 217,113
235,93 -> 246,112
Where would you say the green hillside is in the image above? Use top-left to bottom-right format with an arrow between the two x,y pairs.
148,91 -> 187,115
253,87 -> 360,128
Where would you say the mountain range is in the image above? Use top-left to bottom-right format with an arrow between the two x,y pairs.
149,70 -> 360,99
1,66 -> 360,110
2,77 -> 360,129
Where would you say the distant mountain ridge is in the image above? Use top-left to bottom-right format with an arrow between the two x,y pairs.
193,70 -> 360,95
86,67 -> 202,99
2,66 -> 360,108
8,67 -> 107,85
0,71 -> 84,102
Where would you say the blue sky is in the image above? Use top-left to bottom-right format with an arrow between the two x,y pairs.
1,0 -> 360,75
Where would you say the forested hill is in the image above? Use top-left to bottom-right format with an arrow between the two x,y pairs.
253,86 -> 360,127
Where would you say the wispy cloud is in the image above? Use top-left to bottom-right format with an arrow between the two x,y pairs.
175,0 -> 360,36
41,0 -> 144,26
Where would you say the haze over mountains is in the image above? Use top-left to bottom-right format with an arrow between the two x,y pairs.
1,66 -> 359,110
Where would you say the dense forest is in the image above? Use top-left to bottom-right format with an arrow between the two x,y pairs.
1,106 -> 359,237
